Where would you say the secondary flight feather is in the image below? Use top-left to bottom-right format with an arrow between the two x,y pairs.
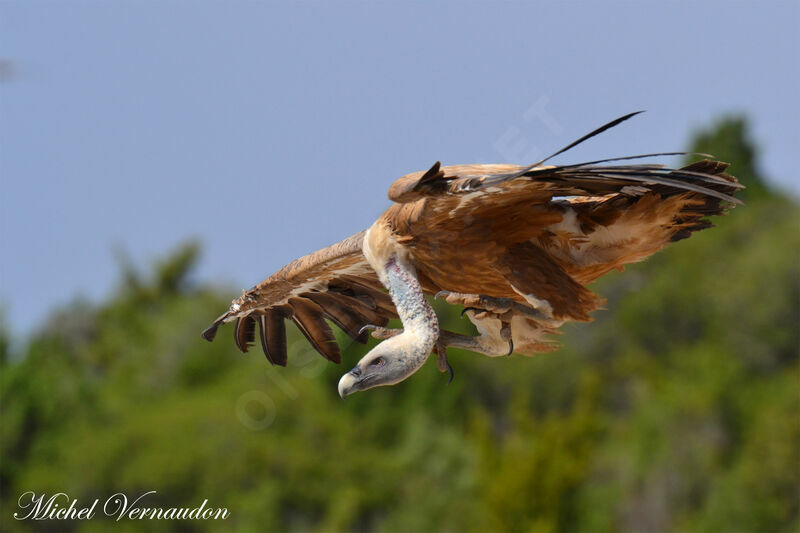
202,113 -> 741,397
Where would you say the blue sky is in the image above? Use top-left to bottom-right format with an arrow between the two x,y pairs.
1,1 -> 798,337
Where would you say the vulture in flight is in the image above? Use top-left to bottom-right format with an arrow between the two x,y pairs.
202,112 -> 741,398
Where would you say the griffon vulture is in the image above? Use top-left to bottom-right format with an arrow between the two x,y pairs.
201,112 -> 741,398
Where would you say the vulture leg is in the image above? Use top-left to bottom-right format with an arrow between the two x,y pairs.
361,322 -> 510,360
436,329 -> 514,358
360,291 -> 525,358
431,293 -> 520,356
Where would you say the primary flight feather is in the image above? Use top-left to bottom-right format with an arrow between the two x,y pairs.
202,113 -> 741,397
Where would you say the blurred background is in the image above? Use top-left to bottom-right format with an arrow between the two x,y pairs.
1,2 -> 798,532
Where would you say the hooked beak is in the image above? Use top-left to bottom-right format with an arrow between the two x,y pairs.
337,366 -> 362,399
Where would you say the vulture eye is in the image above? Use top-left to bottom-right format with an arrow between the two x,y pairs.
370,357 -> 385,367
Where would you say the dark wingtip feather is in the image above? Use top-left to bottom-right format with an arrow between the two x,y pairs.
256,315 -> 274,365
552,152 -> 718,170
418,161 -> 443,185
413,161 -> 447,194
201,323 -> 219,342
201,311 -> 230,342
286,297 -> 343,363
533,111 -> 646,167
234,316 -> 257,353
257,312 -> 288,367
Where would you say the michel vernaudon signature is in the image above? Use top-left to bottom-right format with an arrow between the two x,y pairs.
14,491 -> 230,521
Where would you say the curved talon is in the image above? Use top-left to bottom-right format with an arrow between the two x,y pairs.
461,307 -> 481,317
507,338 -> 514,356
434,342 -> 453,384
434,291 -> 450,300
358,324 -> 377,335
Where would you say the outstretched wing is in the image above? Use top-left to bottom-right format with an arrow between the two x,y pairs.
388,156 -> 740,208
388,157 -> 741,283
388,112 -> 740,208
386,113 -> 741,291
201,231 -> 398,365
382,114 -> 741,354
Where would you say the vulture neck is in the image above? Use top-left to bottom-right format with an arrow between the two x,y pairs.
383,256 -> 439,360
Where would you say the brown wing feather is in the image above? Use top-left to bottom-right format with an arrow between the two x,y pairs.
333,275 -> 399,315
288,298 -> 341,363
383,155 -> 740,352
389,159 -> 741,206
302,291 -> 377,342
202,231 -> 398,365
258,311 -> 288,366
234,316 -> 257,353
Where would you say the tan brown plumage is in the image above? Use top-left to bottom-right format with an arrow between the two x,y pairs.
202,113 -> 741,393
202,231 -> 397,361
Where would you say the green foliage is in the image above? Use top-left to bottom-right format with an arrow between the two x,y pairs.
1,117 -> 798,532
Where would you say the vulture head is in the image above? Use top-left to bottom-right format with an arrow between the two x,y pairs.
337,334 -> 426,398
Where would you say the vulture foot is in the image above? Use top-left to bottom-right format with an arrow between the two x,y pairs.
436,328 -> 514,358
359,325 -> 403,340
433,340 -> 455,384
435,291 -> 547,322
